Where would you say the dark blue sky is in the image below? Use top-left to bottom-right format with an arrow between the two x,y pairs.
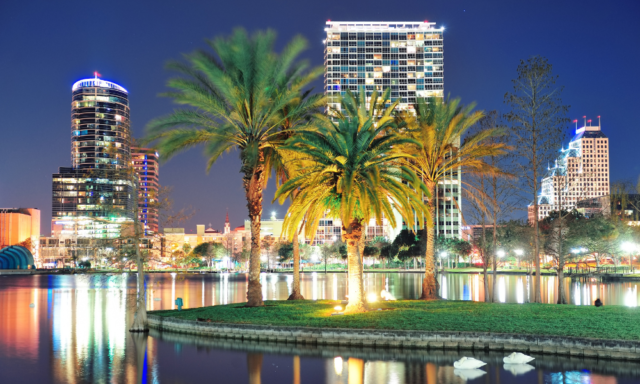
1,0 -> 639,235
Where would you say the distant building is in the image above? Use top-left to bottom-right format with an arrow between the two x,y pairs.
51,76 -> 135,238
244,213 -> 396,246
163,214 -> 248,260
131,147 -> 159,235
529,118 -> 610,222
576,193 -> 640,223
0,208 -> 40,263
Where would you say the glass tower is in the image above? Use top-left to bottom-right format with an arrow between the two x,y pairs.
132,147 -> 160,235
324,21 -> 460,238
51,76 -> 135,239
324,21 -> 444,112
71,78 -> 131,169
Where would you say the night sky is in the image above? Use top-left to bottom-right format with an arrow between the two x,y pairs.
1,0 -> 639,235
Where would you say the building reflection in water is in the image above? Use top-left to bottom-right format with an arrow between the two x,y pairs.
3,273 -> 640,383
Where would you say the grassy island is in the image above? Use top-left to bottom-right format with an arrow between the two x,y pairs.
152,300 -> 640,341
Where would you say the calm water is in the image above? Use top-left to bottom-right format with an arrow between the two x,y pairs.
1,272 -> 640,383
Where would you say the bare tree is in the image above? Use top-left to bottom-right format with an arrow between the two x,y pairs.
464,111 -> 516,302
504,56 -> 570,303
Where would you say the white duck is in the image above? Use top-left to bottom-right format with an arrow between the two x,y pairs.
503,352 -> 535,364
453,357 -> 487,369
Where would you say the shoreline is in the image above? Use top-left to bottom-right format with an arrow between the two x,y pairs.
147,313 -> 640,361
3,269 -> 638,280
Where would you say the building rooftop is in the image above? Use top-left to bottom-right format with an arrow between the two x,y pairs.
72,78 -> 128,93
325,21 -> 442,31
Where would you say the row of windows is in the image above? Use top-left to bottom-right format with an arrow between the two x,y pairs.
73,95 -> 129,105
330,78 -> 436,85
73,88 -> 127,98
327,32 -> 442,41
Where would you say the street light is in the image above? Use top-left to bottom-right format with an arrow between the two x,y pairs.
513,249 -> 523,269
439,252 -> 447,270
621,242 -> 636,273
497,250 -> 505,258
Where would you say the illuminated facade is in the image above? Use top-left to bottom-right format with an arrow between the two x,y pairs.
132,147 -> 159,235
51,76 -> 135,239
324,21 -> 444,112
71,78 -> 131,169
324,21 -> 460,238
529,118 -> 610,222
0,208 -> 40,263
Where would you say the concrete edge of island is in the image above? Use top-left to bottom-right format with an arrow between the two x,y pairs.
147,314 -> 640,361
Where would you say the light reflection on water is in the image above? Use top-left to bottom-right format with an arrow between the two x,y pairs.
1,273 -> 640,383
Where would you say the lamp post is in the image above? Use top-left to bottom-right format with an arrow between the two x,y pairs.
496,250 -> 505,270
622,242 -> 636,274
514,249 -> 523,269
440,252 -> 447,272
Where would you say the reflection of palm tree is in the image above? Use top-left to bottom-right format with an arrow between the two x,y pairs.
347,358 -> 364,384
131,332 -> 148,384
247,353 -> 263,384
293,355 -> 300,384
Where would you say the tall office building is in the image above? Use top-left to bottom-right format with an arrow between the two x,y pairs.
528,117 -> 610,222
324,21 -> 444,110
323,21 -> 459,238
51,76 -> 135,238
132,147 -> 160,235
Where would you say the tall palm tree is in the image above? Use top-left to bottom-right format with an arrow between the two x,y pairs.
144,29 -> 323,307
275,89 -> 429,313
268,91 -> 325,300
400,97 -> 509,300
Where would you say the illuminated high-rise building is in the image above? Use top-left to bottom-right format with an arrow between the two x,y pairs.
529,117 -> 610,222
51,75 -> 135,238
323,21 -> 460,238
70,76 -> 131,169
323,21 -> 444,111
132,147 -> 160,235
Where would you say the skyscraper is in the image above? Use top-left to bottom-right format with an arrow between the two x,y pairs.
324,21 -> 444,111
529,117 -> 610,222
323,21 -> 460,238
51,75 -> 135,238
132,147 -> 160,235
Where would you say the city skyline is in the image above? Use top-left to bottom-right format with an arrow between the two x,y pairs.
1,0 -> 639,234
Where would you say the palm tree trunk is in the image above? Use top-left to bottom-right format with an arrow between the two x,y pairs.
343,220 -> 367,314
244,159 -> 265,307
420,181 -> 439,300
288,227 -> 304,300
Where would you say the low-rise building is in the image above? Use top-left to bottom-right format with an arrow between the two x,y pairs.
0,208 -> 40,263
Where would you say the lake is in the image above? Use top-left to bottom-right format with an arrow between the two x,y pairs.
1,272 -> 639,383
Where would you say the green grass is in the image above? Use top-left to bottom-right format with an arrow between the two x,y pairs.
152,300 -> 640,341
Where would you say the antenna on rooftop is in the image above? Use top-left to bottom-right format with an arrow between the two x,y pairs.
573,119 -> 578,131
583,116 -> 586,127
598,115 -> 601,127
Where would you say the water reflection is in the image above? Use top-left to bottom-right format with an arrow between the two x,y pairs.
150,329 -> 640,384
2,273 -> 640,383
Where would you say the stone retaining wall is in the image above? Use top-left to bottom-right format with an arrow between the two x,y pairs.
147,314 -> 640,361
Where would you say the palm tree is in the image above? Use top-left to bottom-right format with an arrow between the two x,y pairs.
275,89 -> 429,313
144,29 -> 323,307
400,97 -> 509,300
268,91 -> 325,300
